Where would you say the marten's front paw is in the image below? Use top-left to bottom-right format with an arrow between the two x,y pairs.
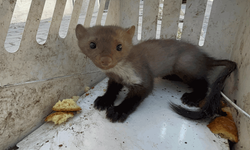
94,96 -> 113,110
106,106 -> 128,122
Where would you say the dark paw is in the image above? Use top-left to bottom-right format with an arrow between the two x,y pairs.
106,106 -> 128,122
181,93 -> 200,107
94,96 -> 113,111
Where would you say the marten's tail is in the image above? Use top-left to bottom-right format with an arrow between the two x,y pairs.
170,59 -> 237,120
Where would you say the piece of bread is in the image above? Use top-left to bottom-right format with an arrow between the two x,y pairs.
45,112 -> 74,125
207,107 -> 238,143
52,99 -> 82,112
221,107 -> 233,120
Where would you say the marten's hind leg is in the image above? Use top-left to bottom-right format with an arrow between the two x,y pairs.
181,77 -> 208,107
174,53 -> 210,107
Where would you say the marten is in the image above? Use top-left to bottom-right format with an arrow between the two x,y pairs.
75,24 -> 237,122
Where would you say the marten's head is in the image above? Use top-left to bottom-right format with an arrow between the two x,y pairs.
75,24 -> 135,70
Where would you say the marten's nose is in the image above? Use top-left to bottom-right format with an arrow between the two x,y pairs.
100,57 -> 112,67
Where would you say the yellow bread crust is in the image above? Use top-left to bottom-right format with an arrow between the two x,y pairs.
52,99 -> 81,112
45,112 -> 74,125
207,107 -> 238,143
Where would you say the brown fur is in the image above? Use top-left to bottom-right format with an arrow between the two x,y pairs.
75,24 -> 236,122
76,25 -> 135,70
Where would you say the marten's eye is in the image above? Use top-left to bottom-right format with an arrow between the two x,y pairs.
116,44 -> 122,51
90,42 -> 96,49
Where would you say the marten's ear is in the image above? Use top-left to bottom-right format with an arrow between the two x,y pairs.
75,24 -> 87,39
126,25 -> 135,38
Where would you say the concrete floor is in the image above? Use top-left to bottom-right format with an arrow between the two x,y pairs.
17,78 -> 229,150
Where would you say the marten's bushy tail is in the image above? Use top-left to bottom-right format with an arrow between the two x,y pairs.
170,60 -> 237,120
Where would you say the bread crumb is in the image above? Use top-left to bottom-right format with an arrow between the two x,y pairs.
72,96 -> 79,102
84,86 -> 90,92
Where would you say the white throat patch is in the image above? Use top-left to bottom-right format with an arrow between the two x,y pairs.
103,61 -> 142,85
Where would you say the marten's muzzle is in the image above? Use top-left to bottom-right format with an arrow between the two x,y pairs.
100,57 -> 112,67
